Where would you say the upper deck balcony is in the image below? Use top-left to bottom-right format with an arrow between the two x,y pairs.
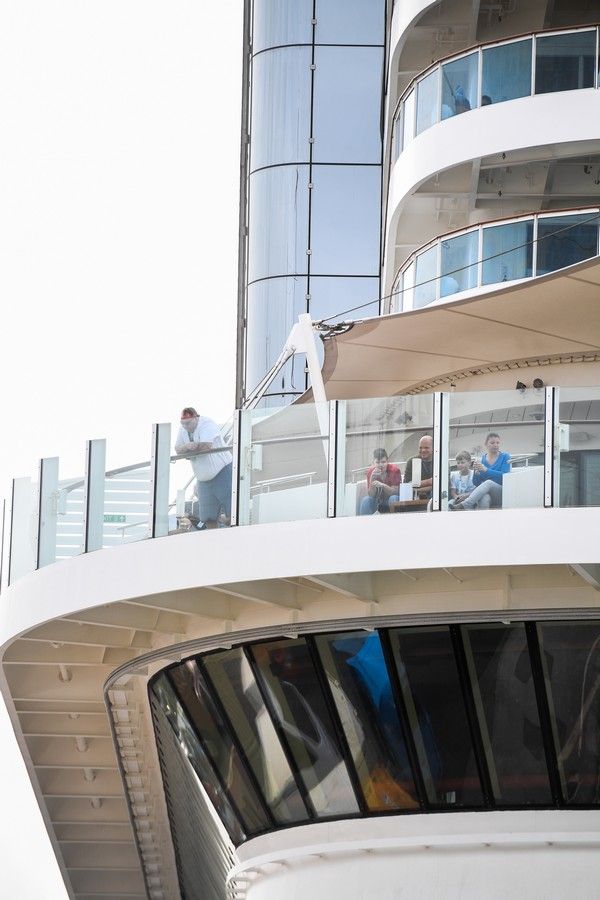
4,383 -> 600,589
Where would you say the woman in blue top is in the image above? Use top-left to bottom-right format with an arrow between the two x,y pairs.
454,432 -> 510,510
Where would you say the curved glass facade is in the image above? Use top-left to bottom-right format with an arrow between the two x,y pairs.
241,0 -> 385,405
392,26 -> 599,162
391,209 -> 600,313
151,620 -> 600,848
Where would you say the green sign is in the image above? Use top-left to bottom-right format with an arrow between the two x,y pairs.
104,514 -> 126,523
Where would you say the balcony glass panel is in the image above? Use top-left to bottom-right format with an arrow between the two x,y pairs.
152,674 -> 245,844
463,624 -> 552,805
413,243 -> 438,308
252,0 -> 313,54
9,476 -> 38,583
167,431 -> 233,534
535,30 -> 596,95
390,627 -> 484,807
102,463 -> 151,547
481,39 -> 532,106
315,632 -> 419,812
447,390 -> 544,511
393,106 -> 403,160
538,621 -> 600,804
250,638 -> 360,816
415,69 -> 440,136
440,230 -> 479,298
313,47 -> 383,163
203,648 -> 309,825
536,213 -> 599,276
402,89 -> 415,149
169,662 -> 270,835
250,47 -> 312,171
238,402 -> 329,525
555,387 -> 600,507
402,260 -> 415,310
482,220 -> 533,285
337,395 -> 434,517
441,52 -> 478,119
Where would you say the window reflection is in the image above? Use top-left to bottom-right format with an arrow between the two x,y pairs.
315,0 -> 385,45
315,632 -> 419,811
250,638 -> 360,816
309,276 -> 379,324
169,662 -> 270,834
152,674 -> 245,843
441,53 -> 478,119
416,69 -> 440,136
556,387 -> 600,508
536,214 -> 599,275
313,47 -> 383,164
535,31 -> 595,94
440,231 -> 478,297
539,621 -> 600,803
248,165 -> 310,282
252,0 -> 313,54
463,624 -> 552,805
482,39 -> 532,105
310,166 -> 381,275
203,648 -> 308,824
414,244 -> 438,308
245,277 -> 307,394
251,48 -> 312,171
391,627 -> 483,807
482,220 -> 533,285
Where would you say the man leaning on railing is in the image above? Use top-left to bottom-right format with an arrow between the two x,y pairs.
175,407 -> 232,529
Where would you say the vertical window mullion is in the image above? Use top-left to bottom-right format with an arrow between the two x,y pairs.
243,644 -> 316,819
524,623 -> 565,806
450,625 -> 496,807
378,629 -> 428,810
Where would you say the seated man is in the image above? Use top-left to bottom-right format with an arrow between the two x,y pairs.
359,448 -> 401,515
403,435 -> 433,500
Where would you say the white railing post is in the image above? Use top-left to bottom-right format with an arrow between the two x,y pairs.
544,387 -> 557,508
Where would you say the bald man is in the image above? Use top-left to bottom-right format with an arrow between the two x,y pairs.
403,435 -> 433,500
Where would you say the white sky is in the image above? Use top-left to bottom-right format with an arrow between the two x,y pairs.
0,1 -> 242,894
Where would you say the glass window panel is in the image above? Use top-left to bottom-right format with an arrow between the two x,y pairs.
309,276 -> 379,324
441,52 -> 478,119
391,272 -> 402,313
538,621 -> 600,804
402,90 -> 415,149
556,387 -> 600,508
440,230 -> 479,298
481,39 -> 532,105
463,624 -> 552,805
393,107 -> 403,161
250,638 -> 360,816
169,662 -> 270,835
313,47 -> 383,163
447,390 -> 544,511
310,166 -> 380,275
203,648 -> 308,824
535,30 -> 595,94
238,402 -> 330,525
315,632 -> 419,812
151,674 -> 245,843
248,165 -> 309,281
251,48 -> 312,171
414,244 -> 438,308
415,69 -> 440,136
253,0 -> 313,53
391,627 -> 483,807
336,395 -> 434,517
315,0 -> 385,45
245,277 -> 307,394
536,214 -> 599,276
482,220 -> 533,285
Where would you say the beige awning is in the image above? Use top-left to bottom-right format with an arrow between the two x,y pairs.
320,257 -> 600,398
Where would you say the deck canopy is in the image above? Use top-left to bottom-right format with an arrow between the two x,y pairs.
319,257 -> 600,398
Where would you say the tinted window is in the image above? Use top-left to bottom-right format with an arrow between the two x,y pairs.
535,31 -> 595,94
245,276 -> 307,392
315,0 -> 385,45
536,214 -> 598,275
253,0 -> 313,53
248,165 -> 309,281
482,39 -> 532,105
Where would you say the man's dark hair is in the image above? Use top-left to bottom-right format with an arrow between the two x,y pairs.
373,448 -> 388,461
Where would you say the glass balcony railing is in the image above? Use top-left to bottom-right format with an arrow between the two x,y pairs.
392,25 -> 599,161
390,208 -> 600,313
3,385 -> 600,588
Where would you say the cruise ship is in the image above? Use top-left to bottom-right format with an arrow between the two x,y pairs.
3,1 -> 600,898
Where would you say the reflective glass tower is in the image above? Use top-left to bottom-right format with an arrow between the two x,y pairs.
238,0 -> 385,406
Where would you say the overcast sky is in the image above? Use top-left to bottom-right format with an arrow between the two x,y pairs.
0,2 -> 242,893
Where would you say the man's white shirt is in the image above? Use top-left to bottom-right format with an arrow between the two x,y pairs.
175,417 -> 232,481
